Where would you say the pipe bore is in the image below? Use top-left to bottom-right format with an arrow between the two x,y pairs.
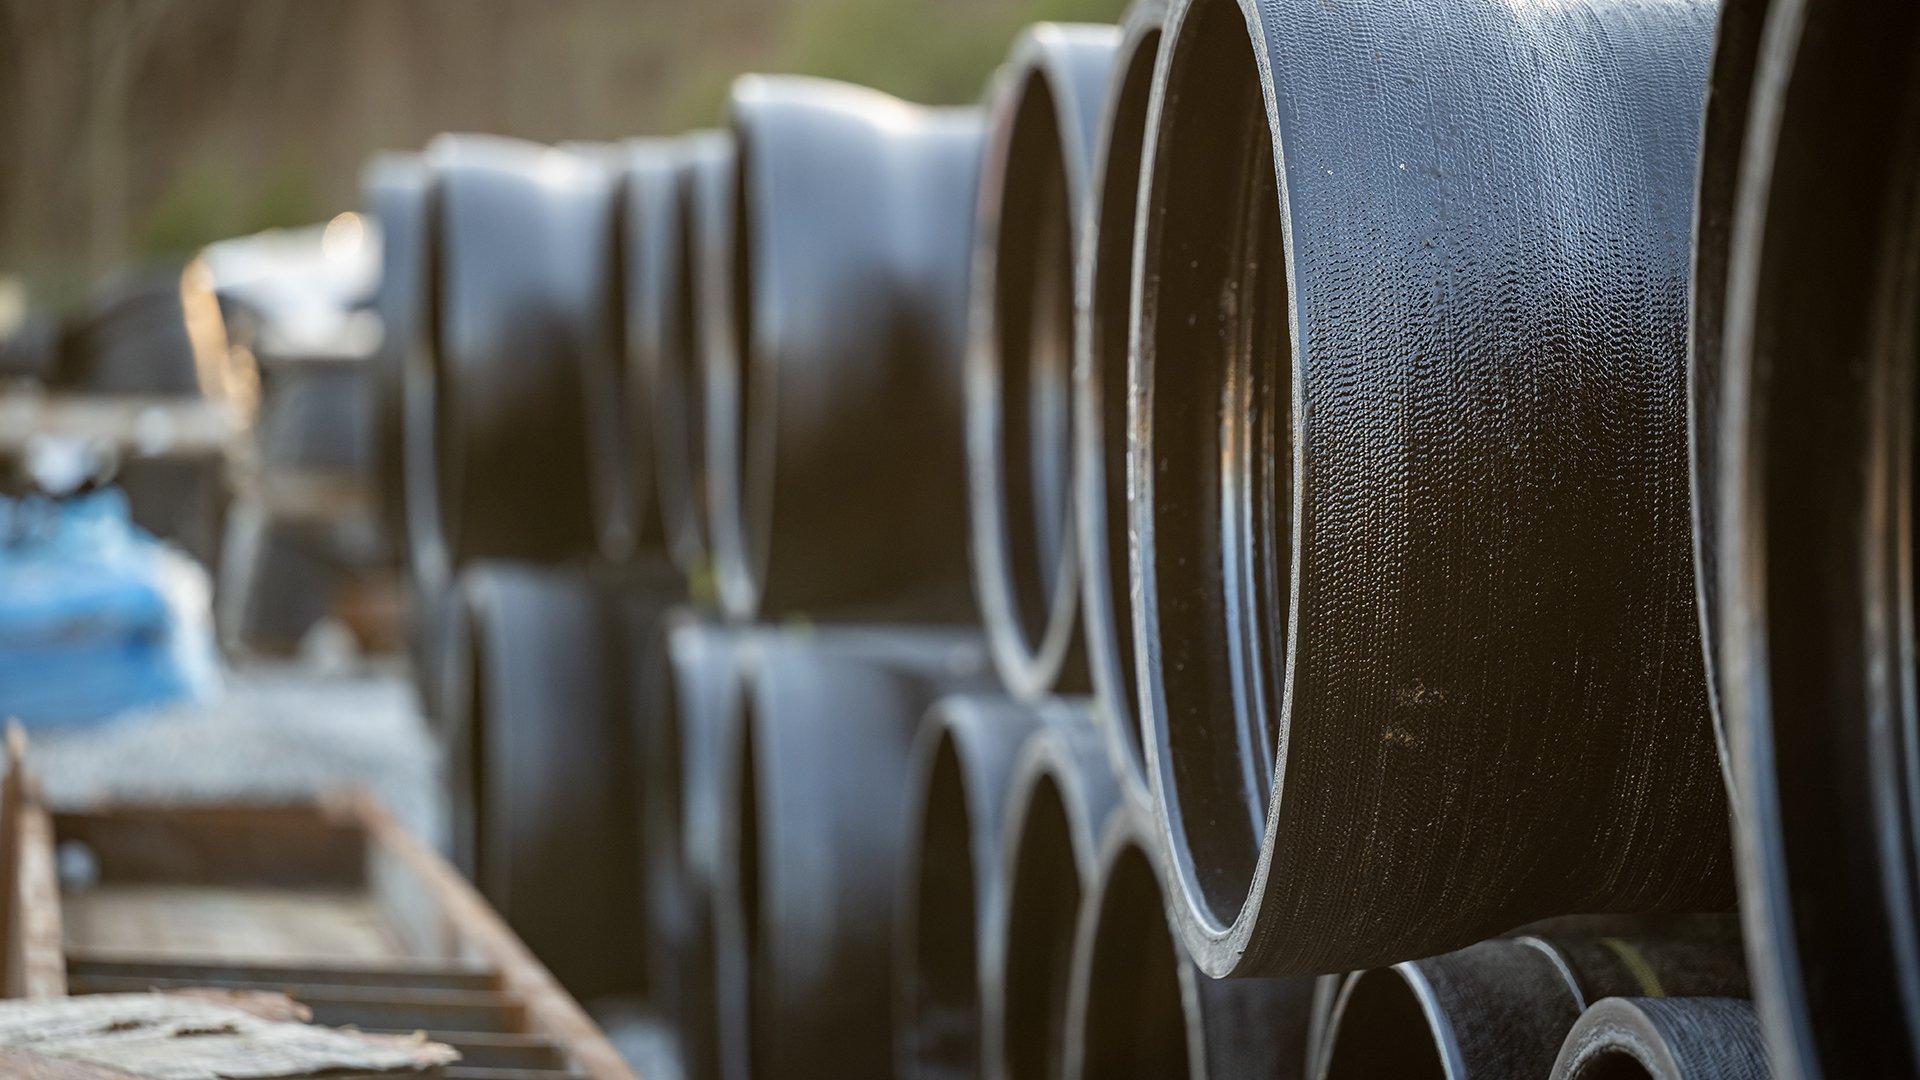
968,26 -> 1117,697
716,629 -> 994,1078
1074,0 -> 1165,807
1706,2 -> 1920,1074
1133,0 -> 1730,976
905,736 -> 981,1075
1549,998 -> 1768,1080
1070,834 -> 1189,1079
896,699 -> 1043,1079
994,712 -> 1118,1080
1134,0 -> 1288,941
653,131 -> 732,585
1063,805 -> 1316,1079
1320,931 -> 1748,1080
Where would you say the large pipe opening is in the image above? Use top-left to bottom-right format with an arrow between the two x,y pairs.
905,735 -> 983,1073
1319,970 -> 1446,1080
1001,777 -> 1080,1080
1137,0 -> 1292,927
726,132 -> 768,596
991,72 -> 1079,651
669,163 -> 708,551
1569,1051 -> 1656,1080
1084,22 -> 1161,771
1074,840 -> 1189,1078
733,693 -> 768,1072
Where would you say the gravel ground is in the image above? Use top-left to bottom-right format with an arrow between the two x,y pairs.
22,661 -> 444,848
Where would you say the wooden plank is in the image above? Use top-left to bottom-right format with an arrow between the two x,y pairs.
53,804 -> 367,888
62,885 -> 403,962
65,954 -> 495,992
353,796 -> 637,1080
364,1030 -> 570,1070
15,802 -> 65,998
2,728 -> 65,999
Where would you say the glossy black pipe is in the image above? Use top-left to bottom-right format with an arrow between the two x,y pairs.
715,627 -> 994,1080
363,151 -> 429,566
613,136 -> 684,556
651,131 -> 732,588
709,76 -> 984,621
444,560 -> 675,1001
1130,0 -> 1731,976
1551,998 -> 1769,1080
1685,0 -> 1766,787
1704,1 -> 1920,1075
1073,0 -> 1165,811
1318,931 -> 1748,1080
423,134 -> 625,566
645,616 -> 759,1080
992,708 -> 1120,1080
1063,804 -> 1315,1079
895,696 -> 1048,1079
967,25 -> 1116,699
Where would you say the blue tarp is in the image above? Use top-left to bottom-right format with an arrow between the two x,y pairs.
0,489 -> 220,726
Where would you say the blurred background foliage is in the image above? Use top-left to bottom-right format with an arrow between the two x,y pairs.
0,0 -> 1126,311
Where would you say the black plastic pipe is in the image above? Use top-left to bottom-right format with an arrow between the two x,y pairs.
1318,931 -> 1748,1080
363,151 -> 428,569
647,131 -> 732,590
1551,998 -> 1769,1080
894,696 -> 1049,1079
707,76 -> 985,622
443,560 -> 677,1001
966,24 -> 1117,699
611,137 -> 683,558
1072,0 -> 1166,812
1129,0 -> 1732,976
1700,1 -> 1920,1075
421,134 -> 625,566
991,706 -> 1118,1080
714,627 -> 995,1080
643,616 -> 760,1080
1063,803 -> 1315,1079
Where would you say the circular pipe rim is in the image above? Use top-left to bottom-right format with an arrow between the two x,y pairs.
967,25 -> 1119,698
1073,0 -> 1168,810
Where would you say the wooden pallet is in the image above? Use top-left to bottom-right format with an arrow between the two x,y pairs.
0,740 -> 635,1080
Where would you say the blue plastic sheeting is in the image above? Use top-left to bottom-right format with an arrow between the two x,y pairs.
0,489 -> 220,727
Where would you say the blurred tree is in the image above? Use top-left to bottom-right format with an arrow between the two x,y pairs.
0,0 -> 1127,309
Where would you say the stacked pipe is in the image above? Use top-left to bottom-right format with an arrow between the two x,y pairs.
341,0 -> 1920,1073
360,131 -> 697,1002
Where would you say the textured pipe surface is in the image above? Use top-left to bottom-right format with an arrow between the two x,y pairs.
1063,804 -> 1315,1079
644,615 -> 759,1080
1705,1 -> 1920,1075
364,151 -> 429,564
710,76 -> 985,621
966,24 -> 1117,699
1319,931 -> 1748,1080
1552,998 -> 1769,1080
424,134 -> 625,566
651,131 -> 733,588
992,706 -> 1119,1080
1073,0 -> 1165,812
715,627 -> 994,1080
444,560 -> 677,1001
895,696 -> 1048,1080
1130,0 -> 1731,976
